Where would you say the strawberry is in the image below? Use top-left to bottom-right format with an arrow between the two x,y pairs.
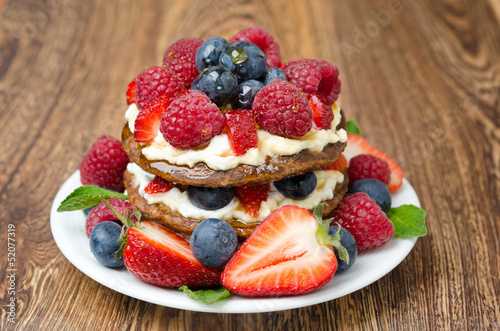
221,205 -> 348,297
224,109 -> 258,155
134,98 -> 169,143
235,183 -> 270,218
144,176 -> 175,194
322,154 -> 348,171
126,77 -> 136,105
309,95 -> 334,130
344,134 -> 404,193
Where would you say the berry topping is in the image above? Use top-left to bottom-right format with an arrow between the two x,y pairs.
135,66 -> 185,110
89,221 -> 124,268
274,172 -> 317,200
79,135 -> 129,192
235,183 -> 270,217
331,192 -> 395,251
126,77 -> 136,105
190,218 -> 238,268
187,186 -> 235,210
348,154 -> 391,185
224,109 -> 258,156
344,134 -> 404,193
253,79 -> 313,138
219,41 -> 267,81
195,37 -> 229,72
85,197 -> 136,238
144,176 -> 176,194
328,226 -> 357,273
322,154 -> 348,171
309,95 -> 334,130
133,98 -> 169,143
197,66 -> 238,107
282,59 -> 341,105
348,178 -> 392,213
263,67 -> 287,85
230,27 -> 282,68
162,38 -> 203,88
231,79 -> 264,110
159,90 -> 225,149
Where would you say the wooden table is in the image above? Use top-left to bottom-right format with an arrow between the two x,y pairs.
1,0 -> 499,329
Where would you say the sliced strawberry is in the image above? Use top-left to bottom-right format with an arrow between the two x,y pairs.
123,221 -> 221,288
224,109 -> 258,155
144,176 -> 175,194
322,154 -> 348,171
309,95 -> 334,130
344,134 -> 404,193
221,205 -> 345,297
126,77 -> 137,105
235,183 -> 270,218
134,98 -> 170,143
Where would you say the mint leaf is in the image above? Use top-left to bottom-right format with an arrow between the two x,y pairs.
178,286 -> 231,304
57,185 -> 128,212
346,118 -> 362,135
388,205 -> 427,238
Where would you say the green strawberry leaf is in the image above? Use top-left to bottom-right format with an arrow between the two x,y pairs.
388,205 -> 427,238
346,118 -> 362,135
57,185 -> 128,212
178,286 -> 231,304
314,204 -> 349,263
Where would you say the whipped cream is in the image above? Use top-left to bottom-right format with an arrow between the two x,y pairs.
127,162 -> 344,225
125,102 -> 347,171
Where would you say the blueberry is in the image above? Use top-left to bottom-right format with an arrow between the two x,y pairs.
231,79 -> 264,109
348,178 -> 392,213
263,67 -> 287,85
89,221 -> 124,268
328,226 -> 357,273
198,66 -> 238,107
195,37 -> 228,72
83,206 -> 94,216
191,75 -> 201,90
274,172 -> 317,200
190,218 -> 238,268
188,186 -> 235,210
219,41 -> 267,81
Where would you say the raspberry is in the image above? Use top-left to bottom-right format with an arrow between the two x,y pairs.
282,59 -> 341,105
230,27 -> 281,68
144,176 -> 175,194
162,38 -> 203,89
135,66 -> 185,110
253,80 -> 313,138
309,95 -> 334,130
85,198 -> 137,238
126,77 -> 136,105
79,136 -> 129,192
348,154 -> 391,185
224,109 -> 258,156
235,183 -> 270,218
160,90 -> 225,149
331,193 -> 395,251
323,154 -> 348,171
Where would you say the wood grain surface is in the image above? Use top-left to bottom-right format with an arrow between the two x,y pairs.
0,0 -> 499,330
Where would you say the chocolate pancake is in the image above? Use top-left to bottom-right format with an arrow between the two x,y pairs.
124,169 -> 349,239
122,111 -> 347,187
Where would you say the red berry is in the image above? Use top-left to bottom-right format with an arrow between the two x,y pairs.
135,66 -> 185,110
224,109 -> 258,156
144,176 -> 175,194
331,193 -> 395,251
282,59 -> 341,105
348,154 -> 391,185
134,98 -> 170,143
309,95 -> 334,130
79,135 -> 129,192
235,183 -> 270,217
162,38 -> 203,89
230,27 -> 281,68
323,154 -> 348,171
253,80 -> 313,138
160,90 -> 225,149
126,77 -> 137,105
85,198 -> 137,238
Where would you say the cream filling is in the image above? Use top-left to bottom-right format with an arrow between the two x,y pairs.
127,162 -> 344,225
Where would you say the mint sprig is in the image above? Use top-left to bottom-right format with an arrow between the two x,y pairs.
57,185 -> 128,212
179,286 -> 231,304
346,118 -> 362,135
388,205 -> 427,238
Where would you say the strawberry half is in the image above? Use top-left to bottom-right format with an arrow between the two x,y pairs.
344,134 -> 404,193
221,205 -> 347,297
322,154 -> 348,171
224,109 -> 258,156
134,98 -> 170,143
126,77 -> 137,105
144,176 -> 175,194
309,95 -> 334,130
235,183 -> 270,218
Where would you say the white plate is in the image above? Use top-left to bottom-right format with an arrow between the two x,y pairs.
51,171 -> 420,313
